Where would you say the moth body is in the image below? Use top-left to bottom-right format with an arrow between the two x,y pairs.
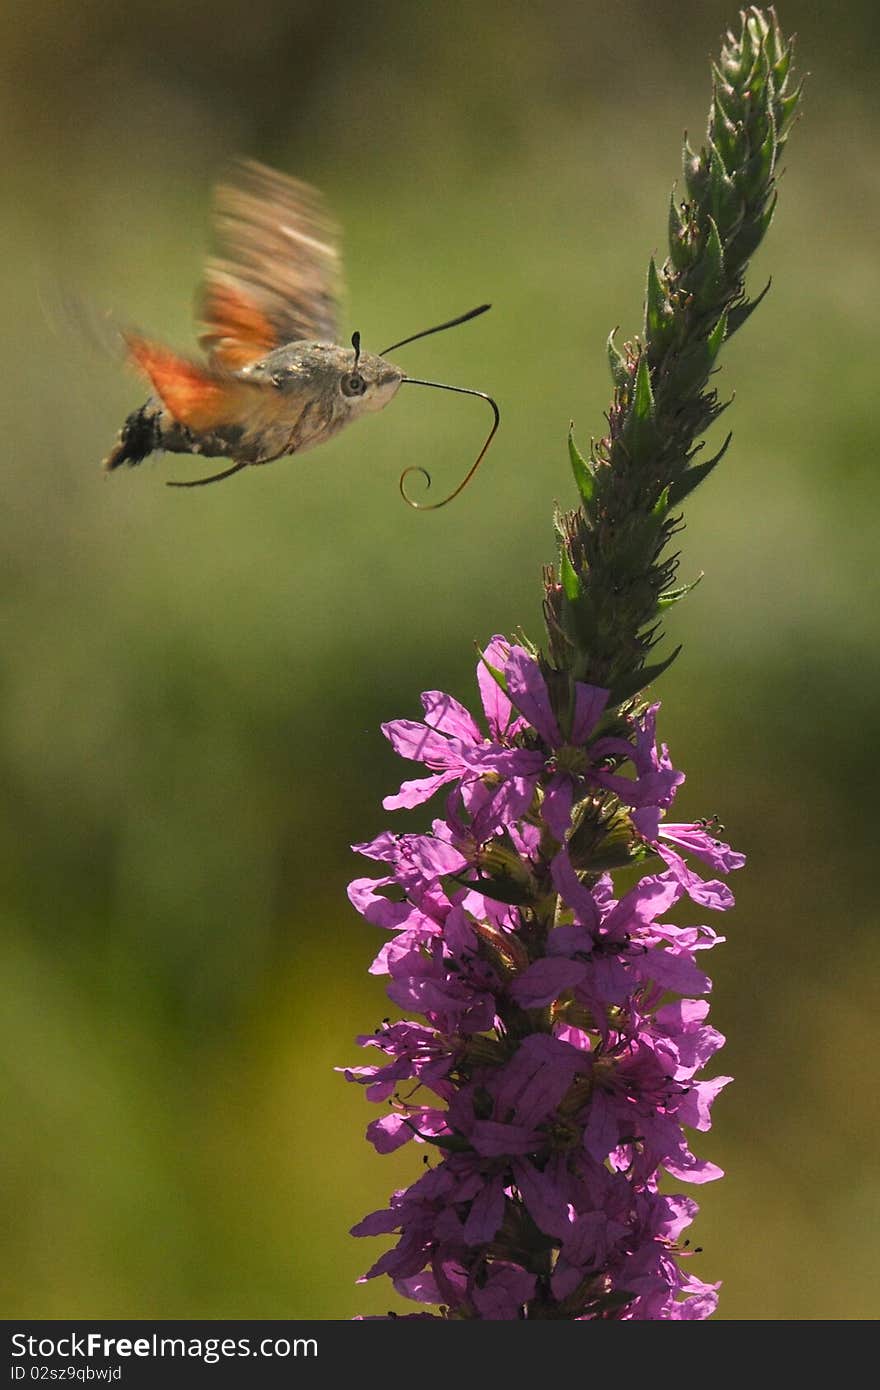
99,158 -> 495,499
106,339 -> 403,473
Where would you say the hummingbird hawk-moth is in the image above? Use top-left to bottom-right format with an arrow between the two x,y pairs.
103,160 -> 499,506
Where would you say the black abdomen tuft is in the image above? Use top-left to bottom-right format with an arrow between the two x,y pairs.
103,402 -> 162,471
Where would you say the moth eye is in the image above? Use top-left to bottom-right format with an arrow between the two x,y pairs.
341,373 -> 367,398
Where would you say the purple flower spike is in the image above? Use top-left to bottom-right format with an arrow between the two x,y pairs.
345,641 -> 741,1319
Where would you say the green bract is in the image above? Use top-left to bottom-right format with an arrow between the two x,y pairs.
544,5 -> 802,702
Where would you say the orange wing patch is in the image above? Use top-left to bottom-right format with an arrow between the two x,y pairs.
198,283 -> 277,370
125,334 -> 251,432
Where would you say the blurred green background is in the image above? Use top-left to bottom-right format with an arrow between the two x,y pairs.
1,0 -> 876,1321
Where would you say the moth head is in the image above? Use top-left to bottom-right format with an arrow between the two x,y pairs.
241,338 -> 403,416
337,333 -> 403,414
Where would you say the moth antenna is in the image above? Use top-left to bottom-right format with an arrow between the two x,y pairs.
398,379 -> 500,511
166,460 -> 250,488
351,330 -> 362,369
381,304 -> 490,356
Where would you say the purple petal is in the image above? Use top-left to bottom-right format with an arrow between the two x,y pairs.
571,682 -> 609,744
512,1156 -> 571,1238
470,1119 -> 542,1157
658,845 -> 736,910
421,689 -> 482,743
660,822 -> 746,873
657,998 -> 710,1030
462,1175 -> 506,1244
347,875 -> 412,929
381,718 -> 463,768
394,1272 -> 444,1304
495,1033 -> 585,1128
603,872 -> 682,938
366,1113 -> 418,1153
384,771 -> 458,811
631,946 -> 710,995
443,904 -> 477,956
677,1074 -> 732,1131
366,1107 -> 448,1153
664,1151 -> 725,1184
654,1001 -> 726,1075
350,1207 -> 400,1237
351,830 -> 400,862
549,1263 -> 582,1303
471,1264 -> 536,1320
477,636 -> 514,737
552,1022 -> 592,1051
542,775 -> 574,840
463,745 -> 544,779
370,928 -> 440,976
583,1090 -> 619,1162
593,765 -> 685,808
504,646 -> 561,745
509,819 -> 541,860
401,835 -> 467,880
510,957 -> 588,1008
486,775 -> 537,827
671,1282 -> 721,1320
551,849 -> 601,931
546,924 -> 594,957
657,1193 -> 699,1243
633,806 -> 661,840
561,1211 -> 626,1269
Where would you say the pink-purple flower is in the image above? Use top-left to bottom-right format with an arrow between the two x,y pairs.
344,639 -> 742,1319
